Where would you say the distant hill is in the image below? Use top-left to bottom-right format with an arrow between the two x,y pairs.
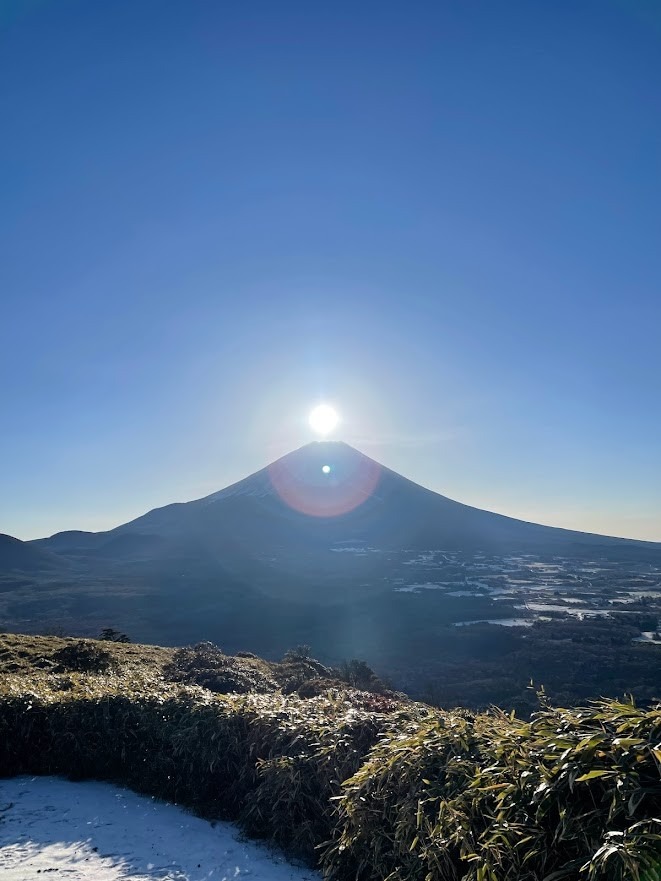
0,533 -> 63,573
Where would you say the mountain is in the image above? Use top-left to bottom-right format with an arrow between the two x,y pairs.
1,442 -> 660,709
33,441 -> 658,559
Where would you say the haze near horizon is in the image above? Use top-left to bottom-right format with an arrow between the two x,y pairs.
2,0 -> 660,541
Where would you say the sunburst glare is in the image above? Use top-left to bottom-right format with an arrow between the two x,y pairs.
308,404 -> 340,436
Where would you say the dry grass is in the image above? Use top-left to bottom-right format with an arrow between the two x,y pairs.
0,632 -> 659,880
0,632 -> 172,675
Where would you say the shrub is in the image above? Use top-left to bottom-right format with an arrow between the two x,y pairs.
336,659 -> 385,693
98,628 -> 131,643
163,642 -> 278,694
322,700 -> 661,881
0,673 -> 397,861
282,644 -> 313,662
51,640 -> 116,673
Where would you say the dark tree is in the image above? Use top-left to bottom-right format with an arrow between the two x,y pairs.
98,628 -> 131,643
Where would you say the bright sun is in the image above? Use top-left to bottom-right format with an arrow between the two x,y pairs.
309,404 -> 340,436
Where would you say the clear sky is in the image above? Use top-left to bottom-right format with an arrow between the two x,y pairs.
1,0 -> 660,542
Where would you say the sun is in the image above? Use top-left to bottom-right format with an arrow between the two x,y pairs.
309,404 -> 340,436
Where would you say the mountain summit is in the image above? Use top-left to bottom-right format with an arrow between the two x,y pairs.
205,441 -> 383,517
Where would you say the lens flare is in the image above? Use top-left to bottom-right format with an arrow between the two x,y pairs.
267,446 -> 381,518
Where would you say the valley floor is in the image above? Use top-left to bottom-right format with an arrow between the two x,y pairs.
0,777 -> 319,881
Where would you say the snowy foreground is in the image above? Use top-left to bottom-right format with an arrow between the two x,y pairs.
0,777 -> 320,881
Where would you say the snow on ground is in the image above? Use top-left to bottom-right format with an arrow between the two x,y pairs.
0,777 -> 320,881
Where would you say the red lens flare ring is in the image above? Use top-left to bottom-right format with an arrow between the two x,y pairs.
267,450 -> 381,517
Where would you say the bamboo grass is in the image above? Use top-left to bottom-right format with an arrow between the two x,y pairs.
0,636 -> 658,880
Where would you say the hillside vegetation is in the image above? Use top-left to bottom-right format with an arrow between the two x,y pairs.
0,633 -> 659,881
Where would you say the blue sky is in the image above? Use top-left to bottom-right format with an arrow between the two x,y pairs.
1,0 -> 660,541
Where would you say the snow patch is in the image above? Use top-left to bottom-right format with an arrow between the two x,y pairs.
0,777 -> 319,881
